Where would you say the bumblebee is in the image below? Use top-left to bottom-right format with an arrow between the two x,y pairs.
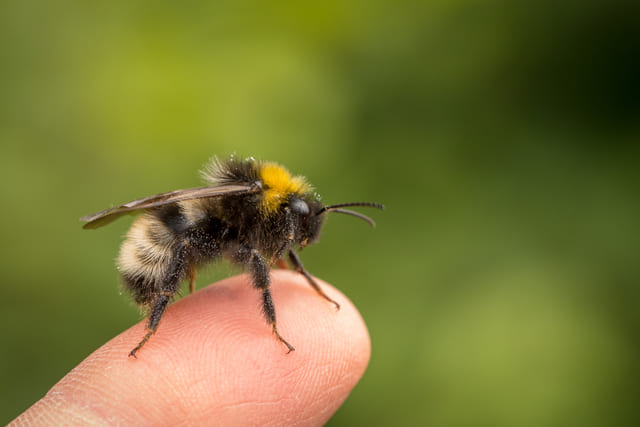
81,156 -> 383,357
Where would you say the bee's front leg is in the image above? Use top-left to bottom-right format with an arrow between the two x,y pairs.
288,249 -> 340,310
270,207 -> 294,267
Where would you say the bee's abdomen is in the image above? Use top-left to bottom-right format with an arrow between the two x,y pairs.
117,213 -> 180,305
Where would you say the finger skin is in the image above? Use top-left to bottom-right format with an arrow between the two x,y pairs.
10,271 -> 370,426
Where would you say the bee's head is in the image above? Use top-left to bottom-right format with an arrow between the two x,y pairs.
290,195 -> 385,249
255,161 -> 384,248
288,195 -> 325,248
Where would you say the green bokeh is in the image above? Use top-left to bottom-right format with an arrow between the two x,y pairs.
1,1 -> 639,425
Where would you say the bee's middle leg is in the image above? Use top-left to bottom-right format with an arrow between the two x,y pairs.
239,246 -> 295,353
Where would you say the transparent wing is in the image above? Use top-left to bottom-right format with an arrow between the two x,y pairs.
80,184 -> 257,229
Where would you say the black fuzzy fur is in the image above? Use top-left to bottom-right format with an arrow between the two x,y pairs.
120,157 -> 331,355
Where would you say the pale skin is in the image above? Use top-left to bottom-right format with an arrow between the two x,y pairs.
10,271 -> 370,426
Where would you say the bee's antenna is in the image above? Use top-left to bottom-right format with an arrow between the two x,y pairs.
317,202 -> 385,214
316,202 -> 384,228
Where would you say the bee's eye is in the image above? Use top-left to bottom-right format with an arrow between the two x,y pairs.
289,198 -> 309,215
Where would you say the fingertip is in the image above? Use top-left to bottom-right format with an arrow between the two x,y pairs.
12,271 -> 370,426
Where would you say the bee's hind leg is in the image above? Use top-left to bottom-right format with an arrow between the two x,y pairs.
129,293 -> 171,358
129,241 -> 189,358
188,264 -> 197,294
288,250 -> 340,310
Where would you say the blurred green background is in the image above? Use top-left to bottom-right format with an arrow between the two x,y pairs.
1,0 -> 639,425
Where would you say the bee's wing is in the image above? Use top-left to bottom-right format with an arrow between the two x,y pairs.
81,184 -> 258,229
